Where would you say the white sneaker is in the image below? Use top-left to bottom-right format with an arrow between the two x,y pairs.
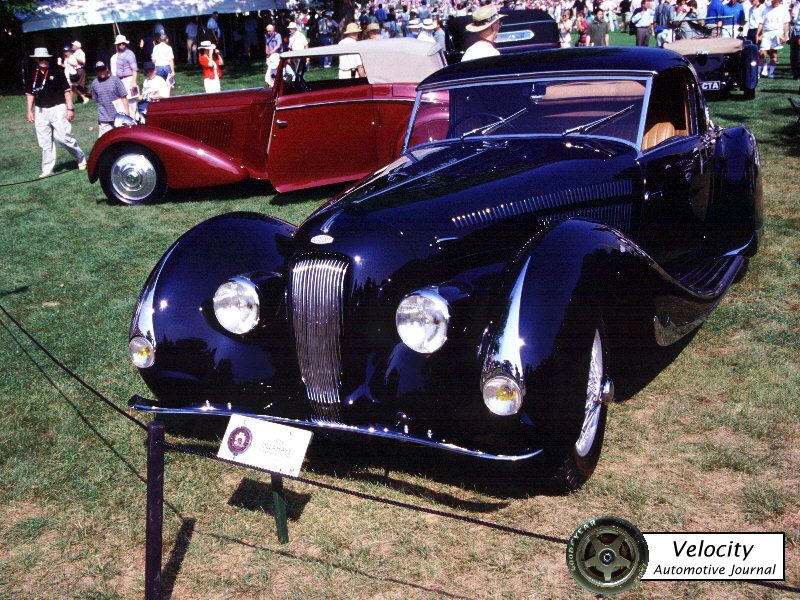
82,96 -> 90,104
78,158 -> 87,171
39,169 -> 52,178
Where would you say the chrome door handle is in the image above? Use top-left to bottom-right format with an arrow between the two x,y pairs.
276,120 -> 288,129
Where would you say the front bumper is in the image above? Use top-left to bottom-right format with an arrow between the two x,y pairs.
129,394 -> 544,462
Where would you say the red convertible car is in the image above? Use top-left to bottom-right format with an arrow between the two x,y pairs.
86,39 -> 446,205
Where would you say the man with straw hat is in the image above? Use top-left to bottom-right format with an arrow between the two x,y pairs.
338,23 -> 366,79
461,5 -> 506,61
110,34 -> 139,117
25,47 -> 86,178
417,18 -> 437,43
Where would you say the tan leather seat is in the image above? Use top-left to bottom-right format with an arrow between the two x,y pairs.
642,122 -> 676,151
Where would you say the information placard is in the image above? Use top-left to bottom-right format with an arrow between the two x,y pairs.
217,416 -> 312,477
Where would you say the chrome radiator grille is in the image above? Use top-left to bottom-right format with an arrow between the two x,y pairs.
290,258 -> 349,422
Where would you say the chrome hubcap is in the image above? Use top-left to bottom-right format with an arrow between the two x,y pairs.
110,153 -> 157,202
575,330 -> 604,457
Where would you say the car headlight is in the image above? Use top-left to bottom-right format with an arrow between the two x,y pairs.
129,335 -> 155,369
396,289 -> 450,354
213,276 -> 260,334
483,375 -> 523,416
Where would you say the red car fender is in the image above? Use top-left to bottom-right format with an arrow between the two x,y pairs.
87,125 -> 249,188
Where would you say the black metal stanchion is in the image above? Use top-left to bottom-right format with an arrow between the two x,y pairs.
271,474 -> 289,544
145,421 -> 165,600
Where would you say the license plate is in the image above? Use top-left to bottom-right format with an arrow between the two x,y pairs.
701,81 -> 721,91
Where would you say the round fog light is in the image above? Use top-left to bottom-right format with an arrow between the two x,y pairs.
483,376 -> 523,416
129,335 -> 155,369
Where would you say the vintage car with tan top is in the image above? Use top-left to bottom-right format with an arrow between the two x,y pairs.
87,39 -> 446,205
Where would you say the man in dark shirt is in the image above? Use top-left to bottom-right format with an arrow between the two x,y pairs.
589,8 -> 611,45
90,61 -> 129,138
25,47 -> 86,178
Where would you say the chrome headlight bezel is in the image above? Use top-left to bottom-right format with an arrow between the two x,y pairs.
395,289 -> 450,354
212,276 -> 261,335
482,375 -> 523,416
129,335 -> 155,369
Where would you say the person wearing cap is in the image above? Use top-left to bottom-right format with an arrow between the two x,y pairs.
25,48 -> 86,177
338,23 -> 366,79
287,22 -> 309,51
365,22 -> 383,39
406,18 -> 422,38
316,11 -> 338,67
70,41 -> 90,103
110,34 -> 139,115
141,61 -> 170,102
151,34 -> 175,94
198,40 -> 224,93
417,18 -> 437,42
461,5 -> 506,61
90,60 -> 129,138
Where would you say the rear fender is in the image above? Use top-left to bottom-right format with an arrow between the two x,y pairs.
742,42 -> 759,90
87,125 -> 249,188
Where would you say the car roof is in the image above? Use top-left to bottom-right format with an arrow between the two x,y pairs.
419,47 -> 691,89
281,38 -> 447,84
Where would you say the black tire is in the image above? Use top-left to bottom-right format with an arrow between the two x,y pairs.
743,87 -> 756,100
566,516 -> 649,595
99,143 -> 167,206
539,322 -> 611,492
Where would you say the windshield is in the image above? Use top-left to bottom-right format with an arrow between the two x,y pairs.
406,77 -> 649,149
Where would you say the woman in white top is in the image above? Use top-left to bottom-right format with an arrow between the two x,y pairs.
758,0 -> 791,77
559,9 -> 575,47
461,4 -> 506,61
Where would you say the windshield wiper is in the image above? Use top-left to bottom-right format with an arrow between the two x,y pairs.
460,107 -> 529,140
561,104 -> 636,137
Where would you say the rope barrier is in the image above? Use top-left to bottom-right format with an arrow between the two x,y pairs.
0,168 -> 78,188
0,300 -> 566,545
0,302 -> 148,430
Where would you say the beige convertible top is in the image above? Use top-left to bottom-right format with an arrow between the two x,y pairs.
665,37 -> 744,56
280,38 -> 447,84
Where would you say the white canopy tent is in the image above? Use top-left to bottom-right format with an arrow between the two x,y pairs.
20,0 -> 287,33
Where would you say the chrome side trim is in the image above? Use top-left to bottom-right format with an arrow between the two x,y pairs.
129,396 -> 544,461
291,258 -> 349,422
275,98 -> 415,112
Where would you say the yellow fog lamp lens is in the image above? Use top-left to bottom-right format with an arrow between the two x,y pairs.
129,335 -> 155,369
482,375 -> 523,416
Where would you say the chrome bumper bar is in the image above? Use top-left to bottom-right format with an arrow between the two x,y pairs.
129,395 -> 543,462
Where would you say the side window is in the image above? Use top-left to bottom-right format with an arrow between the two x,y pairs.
642,70 -> 693,151
280,54 -> 367,96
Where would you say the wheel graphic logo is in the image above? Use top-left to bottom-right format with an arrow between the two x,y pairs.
227,426 -> 252,456
566,516 -> 648,596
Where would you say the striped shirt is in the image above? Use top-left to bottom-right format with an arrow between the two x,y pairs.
91,75 -> 127,123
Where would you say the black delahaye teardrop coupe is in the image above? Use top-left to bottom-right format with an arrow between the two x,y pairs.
128,48 -> 762,490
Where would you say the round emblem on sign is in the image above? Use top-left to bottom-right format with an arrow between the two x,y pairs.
566,516 -> 648,596
310,234 -> 334,245
227,426 -> 252,456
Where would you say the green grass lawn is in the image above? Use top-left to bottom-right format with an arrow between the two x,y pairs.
0,34 -> 798,598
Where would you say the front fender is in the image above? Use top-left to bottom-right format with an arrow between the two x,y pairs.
480,219 -> 738,432
87,125 -> 249,188
132,212 -> 300,411
742,41 -> 759,91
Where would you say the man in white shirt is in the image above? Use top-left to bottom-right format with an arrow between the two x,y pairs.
747,0 -> 766,41
630,0 -> 656,45
338,23 -> 366,79
461,5 -> 506,61
141,61 -> 170,104
758,0 -> 791,76
151,35 -> 174,96
288,22 -> 309,51
418,18 -> 437,42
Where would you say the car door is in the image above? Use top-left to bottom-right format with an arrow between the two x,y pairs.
637,71 -> 713,269
267,61 -> 378,193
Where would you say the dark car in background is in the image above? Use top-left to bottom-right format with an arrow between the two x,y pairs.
445,9 -> 559,63
127,48 -> 761,490
665,33 -> 759,99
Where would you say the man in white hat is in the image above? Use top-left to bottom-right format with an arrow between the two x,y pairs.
338,23 -> 366,79
417,18 -> 437,42
287,22 -> 309,51
407,18 -> 422,37
461,5 -> 506,61
25,48 -> 86,177
110,34 -> 139,116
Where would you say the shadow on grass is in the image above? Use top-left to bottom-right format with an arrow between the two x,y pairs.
228,477 -> 311,521
161,517 -> 195,600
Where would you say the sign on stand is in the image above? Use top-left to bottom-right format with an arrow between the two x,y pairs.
218,416 -> 312,477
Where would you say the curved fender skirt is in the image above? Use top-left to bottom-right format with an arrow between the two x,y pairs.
129,395 -> 544,462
